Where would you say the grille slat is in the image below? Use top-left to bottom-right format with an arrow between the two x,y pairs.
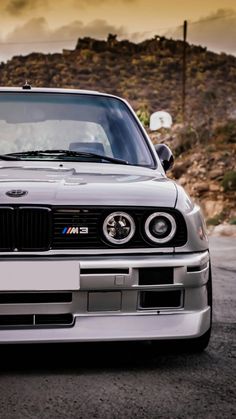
0,207 -> 14,250
0,207 -> 51,251
18,207 -> 51,251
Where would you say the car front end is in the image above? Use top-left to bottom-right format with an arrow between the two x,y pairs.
0,87 -> 212,348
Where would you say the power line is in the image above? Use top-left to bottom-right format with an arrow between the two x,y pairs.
0,23 -> 178,46
190,10 -> 236,25
0,28 -> 175,46
0,39 -> 77,45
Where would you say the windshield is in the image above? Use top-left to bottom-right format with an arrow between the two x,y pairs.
0,92 -> 155,167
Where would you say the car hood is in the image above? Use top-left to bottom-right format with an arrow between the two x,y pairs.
0,163 -> 177,207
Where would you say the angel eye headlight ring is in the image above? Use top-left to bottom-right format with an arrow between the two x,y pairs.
103,212 -> 135,245
144,212 -> 177,244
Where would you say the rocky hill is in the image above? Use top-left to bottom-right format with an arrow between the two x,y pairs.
0,35 -> 235,225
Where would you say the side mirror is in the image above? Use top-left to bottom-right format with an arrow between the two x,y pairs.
155,144 -> 174,172
149,111 -> 173,131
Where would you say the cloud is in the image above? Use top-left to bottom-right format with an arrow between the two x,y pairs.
195,8 -> 235,23
168,8 -> 236,55
0,17 -> 126,61
55,19 -> 125,40
1,7 -> 236,62
2,0 -> 136,14
73,0 -> 136,5
5,17 -> 125,41
5,0 -> 48,15
6,17 -> 49,41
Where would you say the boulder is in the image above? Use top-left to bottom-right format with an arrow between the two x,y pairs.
209,184 -> 221,192
211,224 -> 236,237
209,169 -> 224,180
194,182 -> 209,193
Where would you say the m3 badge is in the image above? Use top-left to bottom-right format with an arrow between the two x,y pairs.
62,227 -> 89,235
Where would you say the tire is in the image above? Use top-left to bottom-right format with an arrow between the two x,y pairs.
181,327 -> 211,353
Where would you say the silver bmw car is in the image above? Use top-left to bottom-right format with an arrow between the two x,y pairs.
0,86 -> 212,350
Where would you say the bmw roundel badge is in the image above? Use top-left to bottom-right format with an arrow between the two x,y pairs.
6,190 -> 28,198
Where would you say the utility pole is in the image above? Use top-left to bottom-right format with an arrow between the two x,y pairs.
182,20 -> 187,125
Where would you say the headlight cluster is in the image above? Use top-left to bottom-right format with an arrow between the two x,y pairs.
103,212 -> 135,245
103,211 -> 177,245
144,212 -> 176,244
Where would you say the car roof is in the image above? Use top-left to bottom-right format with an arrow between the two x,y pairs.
0,86 -> 120,99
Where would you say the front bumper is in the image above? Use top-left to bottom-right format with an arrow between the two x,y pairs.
0,251 -> 211,343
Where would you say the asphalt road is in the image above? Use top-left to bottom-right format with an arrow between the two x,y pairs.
0,237 -> 235,419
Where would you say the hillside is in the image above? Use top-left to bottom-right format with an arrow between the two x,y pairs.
0,35 -> 235,225
1,35 -> 236,125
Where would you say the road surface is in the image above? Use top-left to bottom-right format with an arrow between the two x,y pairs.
0,237 -> 235,419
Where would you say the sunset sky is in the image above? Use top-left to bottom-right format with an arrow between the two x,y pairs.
0,0 -> 236,61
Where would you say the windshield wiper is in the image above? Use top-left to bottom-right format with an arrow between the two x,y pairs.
0,154 -> 21,161
3,150 -> 129,165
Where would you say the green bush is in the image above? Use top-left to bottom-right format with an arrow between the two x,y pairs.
229,217 -> 236,225
174,126 -> 198,156
214,121 -> 236,144
221,171 -> 236,192
207,213 -> 224,226
136,107 -> 150,128
80,49 -> 93,60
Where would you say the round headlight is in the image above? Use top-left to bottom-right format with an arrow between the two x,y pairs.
144,212 -> 176,244
103,212 -> 135,245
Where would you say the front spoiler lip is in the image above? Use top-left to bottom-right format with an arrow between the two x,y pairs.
0,307 -> 211,344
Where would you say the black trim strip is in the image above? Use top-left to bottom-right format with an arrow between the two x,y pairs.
0,292 -> 72,304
